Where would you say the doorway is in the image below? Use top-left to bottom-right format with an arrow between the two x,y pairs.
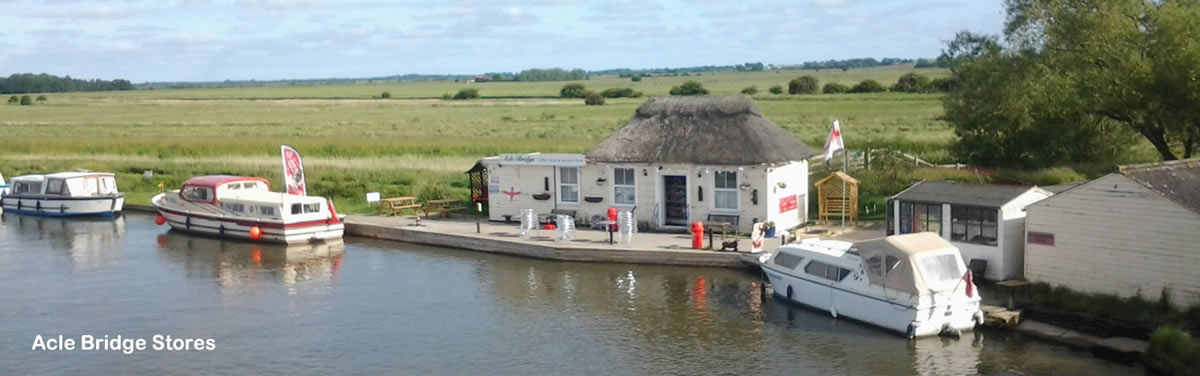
662,175 -> 688,226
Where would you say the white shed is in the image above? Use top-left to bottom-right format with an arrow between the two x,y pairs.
1024,159 -> 1200,308
888,180 -> 1052,281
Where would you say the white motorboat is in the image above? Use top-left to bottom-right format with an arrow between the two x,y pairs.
760,232 -> 983,338
151,175 -> 344,244
0,172 -> 124,217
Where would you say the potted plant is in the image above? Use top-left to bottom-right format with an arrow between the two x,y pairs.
763,221 -> 776,238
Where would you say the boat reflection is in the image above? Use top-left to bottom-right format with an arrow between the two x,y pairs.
0,213 -> 125,271
155,230 -> 344,292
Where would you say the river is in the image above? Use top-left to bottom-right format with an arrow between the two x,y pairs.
0,213 -> 1137,375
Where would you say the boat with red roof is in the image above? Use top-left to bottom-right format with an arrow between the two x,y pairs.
150,175 -> 344,244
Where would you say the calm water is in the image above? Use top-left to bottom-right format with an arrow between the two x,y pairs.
0,213 -> 1138,375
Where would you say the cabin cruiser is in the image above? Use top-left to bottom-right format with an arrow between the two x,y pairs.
0,172 -> 9,197
151,175 -> 344,244
0,172 -> 124,217
760,232 -> 983,338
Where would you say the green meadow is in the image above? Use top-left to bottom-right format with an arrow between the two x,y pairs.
0,66 -> 952,214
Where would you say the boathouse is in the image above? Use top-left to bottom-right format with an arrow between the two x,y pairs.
887,180 -> 1052,281
1024,159 -> 1200,307
479,96 -> 816,233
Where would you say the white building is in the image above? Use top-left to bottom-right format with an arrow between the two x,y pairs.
888,181 -> 1052,281
1024,159 -> 1200,307
479,96 -> 816,233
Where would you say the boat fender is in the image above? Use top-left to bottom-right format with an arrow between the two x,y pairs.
830,306 -> 837,318
155,215 -> 167,226
973,311 -> 985,327
249,226 -> 262,240
906,322 -> 918,339
939,324 -> 961,339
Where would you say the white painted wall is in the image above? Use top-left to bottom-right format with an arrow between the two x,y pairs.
766,161 -> 808,231
1025,174 -> 1200,307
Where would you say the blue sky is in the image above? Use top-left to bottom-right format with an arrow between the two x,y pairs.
0,0 -> 1006,82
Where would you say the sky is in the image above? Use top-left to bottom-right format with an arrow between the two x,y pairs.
0,0 -> 1007,82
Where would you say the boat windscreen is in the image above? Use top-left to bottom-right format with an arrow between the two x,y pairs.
918,254 -> 963,284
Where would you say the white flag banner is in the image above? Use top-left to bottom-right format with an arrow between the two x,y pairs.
281,144 -> 307,196
823,120 -> 844,162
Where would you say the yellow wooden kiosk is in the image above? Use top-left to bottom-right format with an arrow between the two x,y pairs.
815,171 -> 859,225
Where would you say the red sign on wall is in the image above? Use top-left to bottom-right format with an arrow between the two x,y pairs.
779,194 -> 798,213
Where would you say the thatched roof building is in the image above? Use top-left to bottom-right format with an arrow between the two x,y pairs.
585,96 -> 816,165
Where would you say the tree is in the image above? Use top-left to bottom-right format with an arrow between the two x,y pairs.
35,95 -> 46,102
601,87 -> 638,98
930,77 -> 957,93
380,91 -> 391,99
19,95 -> 32,105
585,92 -> 605,105
788,76 -> 819,94
768,85 -> 784,95
890,73 -> 931,93
452,88 -> 479,100
6,95 -> 17,104
943,0 -> 1200,162
669,81 -> 708,96
740,86 -> 758,95
0,73 -> 134,94
822,83 -> 849,94
630,75 -> 642,82
849,79 -> 886,93
560,83 -> 587,98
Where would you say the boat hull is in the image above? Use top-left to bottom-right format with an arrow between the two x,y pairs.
0,195 -> 124,217
762,264 -> 981,338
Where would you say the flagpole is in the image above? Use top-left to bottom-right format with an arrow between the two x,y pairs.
841,146 -> 847,233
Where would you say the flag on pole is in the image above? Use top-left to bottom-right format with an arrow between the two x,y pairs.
281,145 -> 307,196
823,120 -> 844,162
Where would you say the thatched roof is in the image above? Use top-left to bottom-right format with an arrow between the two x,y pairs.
585,96 -> 816,165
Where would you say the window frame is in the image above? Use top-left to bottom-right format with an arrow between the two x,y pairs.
803,260 -> 850,282
611,167 -> 636,206
45,178 -> 66,196
558,166 -> 580,204
951,205 -> 999,246
899,201 -> 942,236
302,202 -> 321,213
712,170 -> 738,211
181,186 -> 213,202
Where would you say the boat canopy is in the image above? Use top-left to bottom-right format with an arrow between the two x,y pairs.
853,232 -> 965,295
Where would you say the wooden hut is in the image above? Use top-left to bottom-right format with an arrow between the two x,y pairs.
466,160 -> 489,208
816,171 -> 859,224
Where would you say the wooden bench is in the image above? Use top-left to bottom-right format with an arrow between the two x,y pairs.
377,197 -> 420,216
539,209 -> 577,225
423,199 -> 467,219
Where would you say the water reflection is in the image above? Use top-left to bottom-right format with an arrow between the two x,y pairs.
0,213 -> 125,271
155,231 -> 343,293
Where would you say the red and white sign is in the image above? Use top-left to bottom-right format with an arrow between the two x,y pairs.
281,145 -> 306,196
779,194 -> 798,213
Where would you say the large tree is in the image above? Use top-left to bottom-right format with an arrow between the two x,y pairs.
944,0 -> 1200,164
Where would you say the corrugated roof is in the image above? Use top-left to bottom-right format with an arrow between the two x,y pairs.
585,96 -> 816,165
1119,158 -> 1200,215
892,180 -> 1034,208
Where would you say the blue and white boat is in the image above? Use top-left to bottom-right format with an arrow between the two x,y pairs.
0,172 -> 124,217
0,172 -> 9,199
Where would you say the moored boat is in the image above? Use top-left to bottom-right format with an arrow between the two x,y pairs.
0,171 -> 124,217
150,175 -> 344,244
760,232 -> 983,338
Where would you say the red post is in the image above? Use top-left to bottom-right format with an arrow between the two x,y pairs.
607,207 -> 618,231
691,221 -> 704,249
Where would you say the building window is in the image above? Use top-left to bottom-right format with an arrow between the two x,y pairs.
713,171 -> 738,210
951,206 -> 998,246
613,167 -> 635,205
899,202 -> 941,235
559,167 -> 579,203
804,260 -> 851,282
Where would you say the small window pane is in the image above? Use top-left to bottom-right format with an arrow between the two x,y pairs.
715,191 -> 737,210
291,203 -> 302,215
560,167 -> 578,184
919,254 -> 963,283
614,186 -> 635,205
773,252 -> 804,269
303,203 -> 321,213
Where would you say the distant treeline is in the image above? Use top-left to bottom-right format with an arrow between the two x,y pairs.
794,58 -> 914,70
141,73 -> 474,89
590,63 -> 766,77
0,73 -> 134,94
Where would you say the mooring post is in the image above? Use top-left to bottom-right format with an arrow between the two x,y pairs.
475,202 -> 482,233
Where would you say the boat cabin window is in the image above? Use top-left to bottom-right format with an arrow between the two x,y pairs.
243,182 -> 258,189
303,202 -> 321,213
804,260 -> 852,282
865,255 -> 903,277
227,184 -> 240,190
918,254 -> 963,284
99,177 -> 116,194
182,186 -> 212,201
291,203 -> 302,215
13,181 -> 41,194
772,252 -> 804,269
221,202 -> 245,213
257,206 -> 275,216
45,179 -> 67,195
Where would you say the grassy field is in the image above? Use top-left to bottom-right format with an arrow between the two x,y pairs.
1,65 -> 953,213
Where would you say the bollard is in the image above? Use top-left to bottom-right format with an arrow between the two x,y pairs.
690,221 -> 704,249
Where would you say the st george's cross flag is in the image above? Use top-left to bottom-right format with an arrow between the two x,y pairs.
823,120 -> 844,162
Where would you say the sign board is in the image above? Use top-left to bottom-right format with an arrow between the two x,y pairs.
488,185 -> 499,193
143,170 -> 153,180
779,194 -> 798,213
1027,231 -> 1055,246
498,153 -> 585,167
366,192 -> 381,204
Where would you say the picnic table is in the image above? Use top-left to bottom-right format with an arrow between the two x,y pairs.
377,197 -> 420,216
423,199 -> 466,219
